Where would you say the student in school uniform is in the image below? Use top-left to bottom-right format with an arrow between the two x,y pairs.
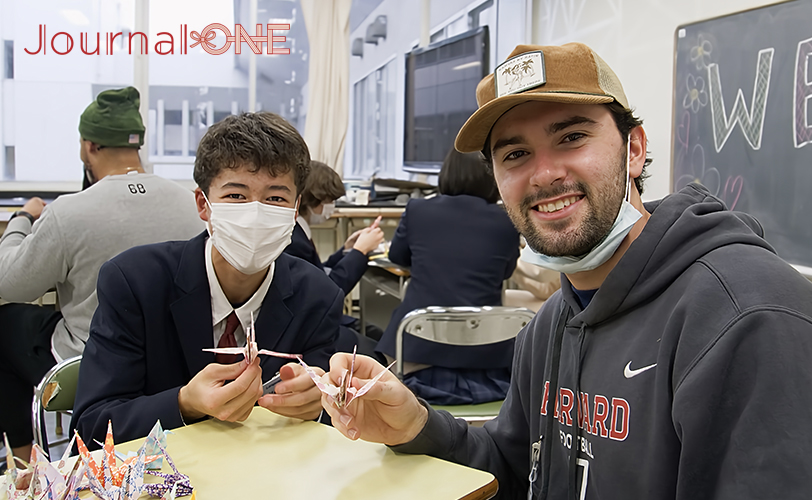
71,112 -> 342,446
375,149 -> 521,405
284,161 -> 385,358
0,87 -> 204,461
285,161 -> 384,299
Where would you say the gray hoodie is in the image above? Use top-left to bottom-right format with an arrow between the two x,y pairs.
395,184 -> 812,499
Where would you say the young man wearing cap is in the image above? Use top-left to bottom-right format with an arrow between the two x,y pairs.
0,87 -> 204,461
320,43 -> 812,499
71,112 -> 342,447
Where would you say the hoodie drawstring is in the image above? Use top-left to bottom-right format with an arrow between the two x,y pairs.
537,305 -> 570,500
567,325 -> 587,500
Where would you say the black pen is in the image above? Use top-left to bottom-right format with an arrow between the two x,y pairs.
262,372 -> 282,395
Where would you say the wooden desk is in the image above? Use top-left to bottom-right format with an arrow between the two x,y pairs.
108,409 -> 496,499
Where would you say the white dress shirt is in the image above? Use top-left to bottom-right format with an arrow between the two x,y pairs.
205,237 -> 275,348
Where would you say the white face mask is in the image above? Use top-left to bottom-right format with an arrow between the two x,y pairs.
309,202 -> 335,225
205,194 -> 297,275
521,138 -> 642,274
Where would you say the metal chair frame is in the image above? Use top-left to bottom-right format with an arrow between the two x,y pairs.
394,306 -> 535,423
31,355 -> 81,456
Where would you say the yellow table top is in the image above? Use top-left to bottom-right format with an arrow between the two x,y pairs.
86,408 -> 496,499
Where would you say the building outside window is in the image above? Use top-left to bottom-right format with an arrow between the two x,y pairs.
0,0 -> 309,186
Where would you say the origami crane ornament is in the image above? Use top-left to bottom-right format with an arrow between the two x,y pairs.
203,312 -> 301,364
2,433 -> 82,500
74,421 -> 166,500
142,440 -> 193,499
299,346 -> 395,409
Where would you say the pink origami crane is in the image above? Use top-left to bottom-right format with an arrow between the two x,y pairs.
3,432 -> 84,500
203,312 -> 300,363
299,346 -> 395,409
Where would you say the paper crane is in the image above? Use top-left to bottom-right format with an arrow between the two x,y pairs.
299,346 -> 395,409
142,439 -> 193,499
203,311 -> 300,364
2,433 -> 83,500
74,420 -> 167,500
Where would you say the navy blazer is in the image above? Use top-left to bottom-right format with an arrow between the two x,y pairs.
284,222 -> 369,296
71,232 -> 343,446
377,195 -> 520,368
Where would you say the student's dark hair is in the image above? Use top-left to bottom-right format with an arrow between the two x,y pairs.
194,112 -> 311,195
604,102 -> 652,195
300,161 -> 346,216
480,101 -> 653,195
438,148 -> 500,203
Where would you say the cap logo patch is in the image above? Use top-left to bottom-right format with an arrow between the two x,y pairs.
495,51 -> 546,98
128,134 -> 140,144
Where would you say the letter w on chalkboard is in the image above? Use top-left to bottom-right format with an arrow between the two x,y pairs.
708,48 -> 774,152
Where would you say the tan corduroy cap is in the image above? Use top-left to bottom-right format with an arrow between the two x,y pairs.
455,43 -> 629,153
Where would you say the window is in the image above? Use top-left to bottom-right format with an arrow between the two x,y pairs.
351,57 -> 397,179
0,0 -> 309,187
148,0 -> 310,180
4,41 -> 13,79
4,147 -> 14,180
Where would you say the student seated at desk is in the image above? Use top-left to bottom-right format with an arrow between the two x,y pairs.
0,87 -> 203,461
71,112 -> 343,447
285,161 -> 384,299
376,149 -> 520,405
284,161 -> 385,360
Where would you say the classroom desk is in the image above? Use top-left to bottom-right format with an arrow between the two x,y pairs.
359,258 -> 410,334
101,408 -> 497,499
330,206 -> 404,248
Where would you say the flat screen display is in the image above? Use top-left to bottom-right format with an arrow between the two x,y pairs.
404,26 -> 489,173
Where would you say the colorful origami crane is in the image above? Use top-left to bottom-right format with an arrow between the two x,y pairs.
299,346 -> 395,409
203,312 -> 301,363
3,420 -> 192,500
2,433 -> 83,500
74,421 -> 153,500
142,440 -> 193,499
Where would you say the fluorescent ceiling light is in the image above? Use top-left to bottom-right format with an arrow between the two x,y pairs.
452,61 -> 481,71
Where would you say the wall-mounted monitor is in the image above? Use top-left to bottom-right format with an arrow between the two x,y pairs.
403,26 -> 489,174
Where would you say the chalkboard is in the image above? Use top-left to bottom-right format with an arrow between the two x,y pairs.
671,0 -> 812,273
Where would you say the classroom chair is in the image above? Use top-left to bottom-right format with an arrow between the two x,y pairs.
31,355 -> 81,456
394,306 -> 535,424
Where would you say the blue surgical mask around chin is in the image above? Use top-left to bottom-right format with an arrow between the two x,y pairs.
520,138 -> 642,274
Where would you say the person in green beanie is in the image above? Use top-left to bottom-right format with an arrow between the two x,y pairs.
0,86 -> 204,462
78,86 -> 146,189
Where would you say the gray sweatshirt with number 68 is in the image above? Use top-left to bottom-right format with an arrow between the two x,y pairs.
0,172 -> 204,360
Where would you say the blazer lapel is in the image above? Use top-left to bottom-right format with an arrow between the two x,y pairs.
169,233 -> 215,377
254,256 -> 294,357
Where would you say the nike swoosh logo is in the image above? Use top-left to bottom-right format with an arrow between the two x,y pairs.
624,361 -> 657,379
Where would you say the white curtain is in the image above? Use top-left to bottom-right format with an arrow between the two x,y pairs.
301,0 -> 352,176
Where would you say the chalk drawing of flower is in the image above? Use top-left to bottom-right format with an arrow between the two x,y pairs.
690,34 -> 713,70
682,74 -> 708,113
675,144 -> 720,196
